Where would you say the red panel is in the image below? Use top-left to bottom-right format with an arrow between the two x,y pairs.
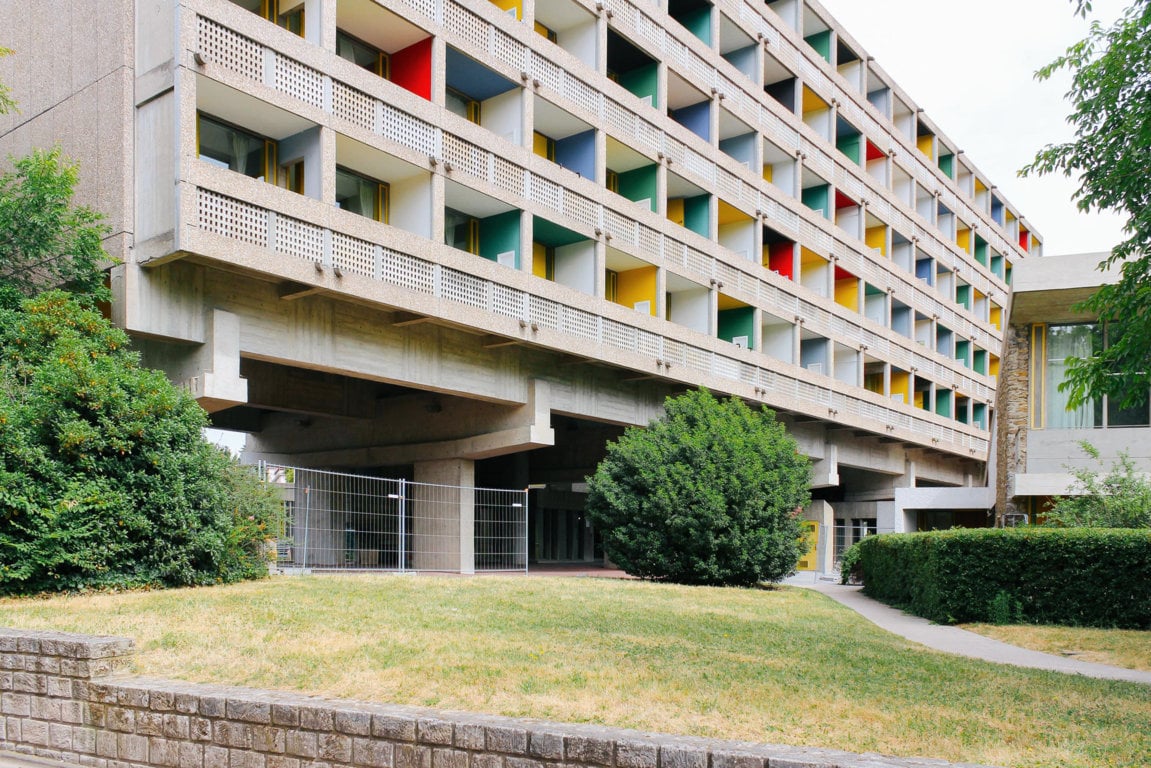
865,140 -> 884,162
392,37 -> 433,101
835,190 -> 857,209
1018,229 -> 1029,249
834,266 -> 856,281
768,242 -> 794,279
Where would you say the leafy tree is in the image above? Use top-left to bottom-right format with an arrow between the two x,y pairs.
586,389 -> 811,586
1021,1 -> 1151,410
0,292 -> 283,592
1043,441 -> 1151,528
0,148 -> 110,304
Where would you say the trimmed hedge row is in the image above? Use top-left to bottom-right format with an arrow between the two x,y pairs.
854,527 -> 1151,628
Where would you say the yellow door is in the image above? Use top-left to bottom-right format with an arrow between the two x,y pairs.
797,521 -> 819,571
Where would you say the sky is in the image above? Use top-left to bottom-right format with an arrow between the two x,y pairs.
818,0 -> 1129,256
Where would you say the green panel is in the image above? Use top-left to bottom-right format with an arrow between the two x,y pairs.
802,184 -> 830,218
956,284 -> 971,310
718,306 -> 755,348
804,30 -> 831,63
618,165 -> 658,211
619,63 -> 659,107
938,154 -> 954,179
955,339 -> 971,368
679,7 -> 711,43
684,194 -> 710,237
973,349 -> 987,375
975,236 -> 989,266
836,133 -> 862,164
533,216 -> 583,247
973,402 -> 987,430
935,390 -> 952,418
991,254 -> 1004,278
478,210 -> 521,267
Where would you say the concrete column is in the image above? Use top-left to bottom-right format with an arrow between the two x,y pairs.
413,458 -> 476,574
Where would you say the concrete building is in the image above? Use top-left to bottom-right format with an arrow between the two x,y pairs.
997,251 -> 1151,523
0,0 -> 1038,570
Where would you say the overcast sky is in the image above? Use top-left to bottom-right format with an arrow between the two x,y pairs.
817,0 -> 1129,256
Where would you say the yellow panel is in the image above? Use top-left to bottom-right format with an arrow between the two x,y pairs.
834,277 -> 859,312
666,198 -> 685,226
1006,211 -> 1016,224
956,228 -> 971,252
801,85 -> 827,115
490,0 -> 521,20
533,132 -> 551,159
762,164 -> 773,183
796,521 -> 819,571
616,265 -> 657,314
890,371 -> 909,404
990,355 -> 1000,377
717,293 -> 748,311
864,373 -> 884,395
865,225 -> 887,256
718,200 -> 751,226
990,304 -> 1002,331
975,178 -> 987,193
532,243 -> 548,279
916,134 -> 934,160
800,246 -> 825,266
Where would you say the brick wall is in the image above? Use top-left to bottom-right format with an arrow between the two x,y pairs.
995,323 -> 1031,520
0,628 -> 994,768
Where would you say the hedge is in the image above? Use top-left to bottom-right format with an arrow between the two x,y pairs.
854,527 -> 1151,628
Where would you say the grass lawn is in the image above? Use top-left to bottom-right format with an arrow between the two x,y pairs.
963,623 -> 1151,672
0,575 -> 1147,768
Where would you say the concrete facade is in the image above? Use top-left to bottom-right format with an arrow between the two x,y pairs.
0,0 -> 1038,564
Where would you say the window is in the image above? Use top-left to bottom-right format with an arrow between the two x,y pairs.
446,89 -> 481,124
336,30 -> 388,78
605,169 -> 619,193
197,113 -> 274,182
278,158 -> 305,194
535,21 -> 558,43
533,132 -> 555,161
1031,322 -> 1150,428
336,167 -> 389,223
605,269 -> 618,302
235,0 -> 305,35
445,208 -> 479,254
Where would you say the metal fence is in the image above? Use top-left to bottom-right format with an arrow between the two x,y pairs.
260,463 -> 528,573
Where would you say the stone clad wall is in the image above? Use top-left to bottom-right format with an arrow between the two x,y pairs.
995,324 -> 1031,520
0,628 -> 992,768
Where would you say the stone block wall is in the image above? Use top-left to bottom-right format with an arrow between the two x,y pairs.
0,628 -> 993,768
994,323 -> 1031,520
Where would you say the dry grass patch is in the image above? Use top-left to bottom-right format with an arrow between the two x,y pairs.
964,623 -> 1151,672
0,575 -> 1147,768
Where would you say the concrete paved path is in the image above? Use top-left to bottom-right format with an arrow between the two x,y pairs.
790,576 -> 1151,685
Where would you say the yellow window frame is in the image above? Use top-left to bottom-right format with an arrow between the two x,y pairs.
1030,323 -> 1046,429
606,169 -> 619,193
605,269 -> 619,302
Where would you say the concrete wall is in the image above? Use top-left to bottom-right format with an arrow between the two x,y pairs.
0,627 -> 990,768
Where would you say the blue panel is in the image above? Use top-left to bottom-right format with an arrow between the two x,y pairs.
554,130 -> 596,180
671,101 -> 710,142
446,47 -> 517,101
722,45 -> 757,75
719,133 -> 755,165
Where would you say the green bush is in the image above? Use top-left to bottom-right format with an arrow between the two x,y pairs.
0,292 -> 282,593
586,389 -> 810,586
854,528 -> 1151,628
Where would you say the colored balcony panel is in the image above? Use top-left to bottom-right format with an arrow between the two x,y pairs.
865,216 -> 888,256
890,368 -> 911,405
337,0 -> 438,99
722,43 -> 757,81
606,248 -> 658,315
445,47 -> 521,136
444,180 -> 518,261
802,5 -> 831,59
938,153 -> 955,179
936,324 -> 953,357
336,135 -> 434,237
478,210 -> 522,268
606,138 -> 657,212
804,29 -> 832,62
763,226 -> 796,279
718,300 -> 754,350
800,332 -> 830,376
719,132 -> 756,168
535,97 -> 596,178
488,0 -> 521,21
618,165 -> 658,212
607,30 -> 659,107
801,181 -> 830,219
974,236 -> 989,267
834,267 -> 859,313
916,121 -> 935,160
669,0 -> 712,44
990,303 -> 1002,331
889,300 -> 910,337
973,289 -> 988,321
955,394 -> 971,424
835,117 -> 862,165
667,172 -> 710,237
391,38 -> 433,100
865,140 -> 888,186
913,377 -> 932,412
973,348 -> 987,375
955,339 -> 971,368
973,402 -> 988,430
1020,226 -> 1032,252
670,99 -> 711,142
535,0 -> 597,68
956,226 -> 971,254
534,216 -> 595,294
718,201 -> 756,262
863,360 -> 885,397
835,191 -> 861,238
991,195 -> 1005,226
867,69 -> 893,116
935,389 -> 953,419
956,283 -> 971,311
990,252 -> 1004,280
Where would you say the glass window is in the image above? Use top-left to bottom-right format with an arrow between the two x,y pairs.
336,167 -> 388,223
1043,323 -> 1099,429
445,208 -> 478,254
197,114 -> 269,181
336,31 -> 386,77
446,89 -> 481,124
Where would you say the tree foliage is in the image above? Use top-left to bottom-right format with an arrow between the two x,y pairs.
1043,441 -> 1151,528
0,292 -> 283,592
586,389 -> 811,586
1020,1 -> 1151,409
0,148 -> 111,304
